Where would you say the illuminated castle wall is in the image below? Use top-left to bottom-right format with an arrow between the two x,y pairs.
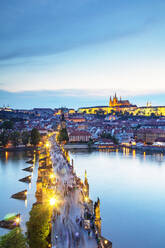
109,93 -> 131,107
78,94 -> 165,116
78,93 -> 136,115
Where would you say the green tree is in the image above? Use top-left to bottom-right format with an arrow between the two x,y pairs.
22,131 -> 30,146
101,132 -> 118,145
57,128 -> 69,142
30,128 -> 40,146
0,131 -> 9,147
1,120 -> 13,130
11,131 -> 20,147
26,205 -> 51,248
101,132 -> 112,139
112,135 -> 118,145
150,112 -> 156,118
88,138 -> 93,149
0,228 -> 27,248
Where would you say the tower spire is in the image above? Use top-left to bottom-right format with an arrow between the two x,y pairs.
85,170 -> 87,180
109,96 -> 112,107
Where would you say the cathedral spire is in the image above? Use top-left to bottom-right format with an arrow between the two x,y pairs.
85,170 -> 87,180
109,96 -> 112,107
115,92 -> 117,99
113,92 -> 117,104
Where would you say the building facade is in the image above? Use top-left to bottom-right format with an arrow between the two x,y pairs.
69,130 -> 92,142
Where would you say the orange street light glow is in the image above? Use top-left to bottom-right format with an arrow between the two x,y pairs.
15,217 -> 20,224
49,197 -> 56,206
104,240 -> 108,244
50,173 -> 55,179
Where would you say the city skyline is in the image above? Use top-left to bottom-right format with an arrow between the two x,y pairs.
0,0 -> 165,108
0,89 -> 165,109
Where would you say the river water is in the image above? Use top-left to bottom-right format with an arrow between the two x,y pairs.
70,148 -> 165,248
0,149 -> 165,248
0,151 -> 38,236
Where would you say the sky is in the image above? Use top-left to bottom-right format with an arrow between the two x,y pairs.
0,0 -> 165,109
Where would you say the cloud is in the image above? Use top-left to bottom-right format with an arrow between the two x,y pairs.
0,0 -> 158,66
0,17 -> 156,64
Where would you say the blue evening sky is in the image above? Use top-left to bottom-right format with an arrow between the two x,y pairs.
0,0 -> 165,109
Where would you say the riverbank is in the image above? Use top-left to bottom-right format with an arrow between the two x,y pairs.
64,142 -> 165,154
121,144 -> 165,153
64,142 -> 118,150
64,143 -> 89,149
0,146 -> 39,152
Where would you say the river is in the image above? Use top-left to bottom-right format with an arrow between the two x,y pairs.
70,148 -> 165,248
0,149 -> 165,248
0,150 -> 38,236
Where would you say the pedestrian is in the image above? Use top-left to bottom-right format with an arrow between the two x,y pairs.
75,231 -> 80,245
76,216 -> 79,224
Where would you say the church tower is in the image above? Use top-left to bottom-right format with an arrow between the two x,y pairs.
109,96 -> 112,107
113,92 -> 118,105
60,112 -> 66,129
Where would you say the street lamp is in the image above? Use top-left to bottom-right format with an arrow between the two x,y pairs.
49,197 -> 56,206
45,142 -> 50,148
104,240 -> 108,244
15,216 -> 20,225
50,173 -> 55,179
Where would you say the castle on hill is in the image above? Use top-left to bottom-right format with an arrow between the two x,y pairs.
109,93 -> 132,107
78,93 -> 165,116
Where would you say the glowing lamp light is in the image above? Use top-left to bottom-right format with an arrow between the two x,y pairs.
15,217 -> 20,224
104,240 -> 108,244
45,142 -> 50,148
49,197 -> 56,206
50,173 -> 55,179
84,197 -> 88,202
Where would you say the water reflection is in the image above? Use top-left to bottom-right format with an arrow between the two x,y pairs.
132,149 -> 136,158
143,151 -> 146,159
25,199 -> 27,208
29,183 -> 32,190
5,152 -> 8,161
